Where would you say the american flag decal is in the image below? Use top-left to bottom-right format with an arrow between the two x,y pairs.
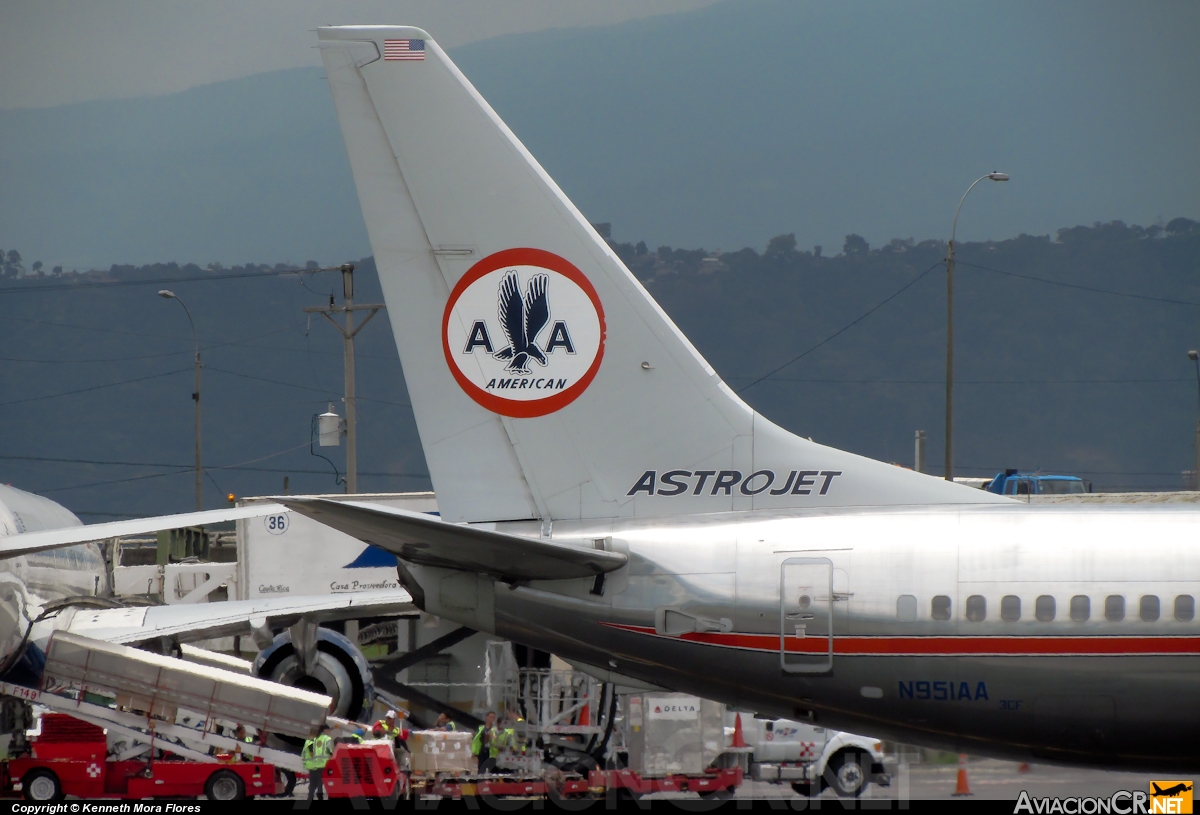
384,39 -> 425,61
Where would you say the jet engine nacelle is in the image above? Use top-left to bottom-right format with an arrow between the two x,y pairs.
253,627 -> 374,726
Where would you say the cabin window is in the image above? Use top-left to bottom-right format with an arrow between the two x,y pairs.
1175,595 -> 1195,622
1001,595 -> 1021,622
1105,595 -> 1125,622
966,595 -> 987,622
1140,595 -> 1160,622
896,595 -> 917,622
931,595 -> 952,621
1035,595 -> 1056,622
1070,595 -> 1090,622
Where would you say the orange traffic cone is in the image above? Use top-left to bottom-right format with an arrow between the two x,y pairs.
951,754 -> 973,796
577,696 -> 590,727
731,714 -> 747,748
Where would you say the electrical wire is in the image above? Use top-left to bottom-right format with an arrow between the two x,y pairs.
205,365 -> 411,408
0,265 -> 342,296
956,260 -> 1200,307
37,468 -> 194,493
736,260 -> 942,393
0,351 -> 191,364
4,314 -> 297,350
728,377 -> 1191,385
0,452 -> 426,478
0,368 -> 190,407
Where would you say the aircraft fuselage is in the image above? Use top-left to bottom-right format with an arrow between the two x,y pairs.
413,502 -> 1200,771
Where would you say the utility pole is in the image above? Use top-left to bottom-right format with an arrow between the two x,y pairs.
915,430 -> 927,474
158,290 -> 202,510
303,264 -> 384,493
945,235 -> 955,482
1188,351 -> 1200,490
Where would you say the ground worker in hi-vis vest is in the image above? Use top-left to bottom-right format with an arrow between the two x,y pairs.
471,711 -> 498,774
301,724 -> 333,802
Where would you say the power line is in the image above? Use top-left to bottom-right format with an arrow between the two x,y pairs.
205,365 -> 410,408
729,377 -> 1191,385
1,453 -> 427,479
940,465 -> 1186,477
0,266 -> 341,296
5,314 -> 297,348
37,468 -> 194,493
0,351 -> 191,364
736,261 -> 942,393
956,260 -> 1200,307
0,368 -> 190,407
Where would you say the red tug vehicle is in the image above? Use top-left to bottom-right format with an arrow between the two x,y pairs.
4,714 -> 284,801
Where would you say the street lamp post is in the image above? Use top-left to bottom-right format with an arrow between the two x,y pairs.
159,290 -> 202,511
945,171 -> 1009,482
1188,350 -> 1200,489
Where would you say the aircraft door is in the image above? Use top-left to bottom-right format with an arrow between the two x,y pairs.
780,557 -> 833,673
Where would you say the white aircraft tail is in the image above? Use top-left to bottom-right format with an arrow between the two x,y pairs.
318,26 -> 1004,523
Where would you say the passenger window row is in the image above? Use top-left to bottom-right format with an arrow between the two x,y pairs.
896,593 -> 1195,623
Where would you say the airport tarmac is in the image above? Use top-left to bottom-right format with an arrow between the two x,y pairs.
288,758 -> 1166,803
689,759 -> 1162,802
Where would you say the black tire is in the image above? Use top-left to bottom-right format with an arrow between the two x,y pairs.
23,769 -> 63,802
205,769 -> 246,801
791,779 -> 818,796
698,787 -> 735,801
825,750 -> 868,798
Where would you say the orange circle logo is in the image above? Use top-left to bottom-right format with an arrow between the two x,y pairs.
442,248 -> 606,418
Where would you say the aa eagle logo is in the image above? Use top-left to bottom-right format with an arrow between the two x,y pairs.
442,248 -> 605,419
489,271 -> 576,374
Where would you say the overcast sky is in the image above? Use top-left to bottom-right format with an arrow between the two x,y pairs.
1,0 -> 1195,269
0,0 -> 717,109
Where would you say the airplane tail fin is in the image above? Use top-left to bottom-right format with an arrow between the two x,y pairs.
317,26 -> 1004,523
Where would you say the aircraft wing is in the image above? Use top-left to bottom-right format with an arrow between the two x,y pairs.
280,498 -> 627,581
59,588 -> 414,645
0,504 -> 287,559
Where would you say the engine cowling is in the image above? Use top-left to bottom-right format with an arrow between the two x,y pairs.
253,628 -> 374,728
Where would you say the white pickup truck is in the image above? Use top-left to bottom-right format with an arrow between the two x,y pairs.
739,717 -> 891,797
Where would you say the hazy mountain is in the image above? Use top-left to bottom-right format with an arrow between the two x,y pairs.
3,218 -> 1198,519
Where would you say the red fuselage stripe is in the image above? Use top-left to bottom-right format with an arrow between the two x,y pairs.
598,623 -> 1200,656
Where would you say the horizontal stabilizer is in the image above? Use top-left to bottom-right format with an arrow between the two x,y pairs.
280,498 -> 627,581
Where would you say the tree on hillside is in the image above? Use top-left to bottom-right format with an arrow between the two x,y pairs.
765,233 -> 798,259
1166,217 -> 1199,236
3,249 -> 23,278
843,234 -> 869,256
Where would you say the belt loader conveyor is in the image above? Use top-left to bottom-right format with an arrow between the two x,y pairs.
0,631 -> 349,775
0,681 -> 307,773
